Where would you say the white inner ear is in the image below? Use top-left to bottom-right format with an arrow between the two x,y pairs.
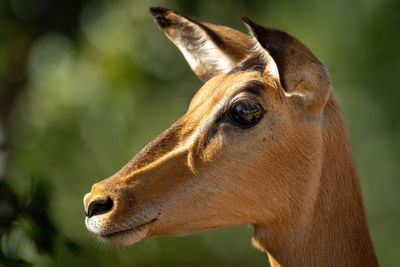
169,20 -> 236,76
251,39 -> 280,80
265,55 -> 280,80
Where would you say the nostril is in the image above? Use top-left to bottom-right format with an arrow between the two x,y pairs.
87,197 -> 114,218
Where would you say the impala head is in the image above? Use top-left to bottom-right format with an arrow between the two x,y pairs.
84,7 -> 331,247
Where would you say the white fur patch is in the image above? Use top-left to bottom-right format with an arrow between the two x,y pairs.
283,91 -> 306,98
85,216 -> 104,235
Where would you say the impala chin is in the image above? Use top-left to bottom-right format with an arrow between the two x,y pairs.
85,215 -> 156,246
99,223 -> 150,246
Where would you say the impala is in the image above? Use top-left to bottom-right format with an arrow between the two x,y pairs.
83,7 -> 379,266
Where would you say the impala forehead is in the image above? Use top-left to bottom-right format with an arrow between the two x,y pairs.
189,71 -> 266,112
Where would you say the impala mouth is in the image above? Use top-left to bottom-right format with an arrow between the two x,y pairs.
99,218 -> 158,246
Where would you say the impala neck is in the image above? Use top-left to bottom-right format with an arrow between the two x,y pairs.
253,95 -> 378,267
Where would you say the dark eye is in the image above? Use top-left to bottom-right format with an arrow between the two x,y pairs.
229,101 -> 264,128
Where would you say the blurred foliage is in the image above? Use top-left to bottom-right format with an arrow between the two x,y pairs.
0,178 -> 79,266
0,0 -> 399,266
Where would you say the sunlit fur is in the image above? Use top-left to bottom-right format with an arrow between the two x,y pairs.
84,7 -> 379,267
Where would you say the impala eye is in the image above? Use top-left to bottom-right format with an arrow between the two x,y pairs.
229,101 -> 264,128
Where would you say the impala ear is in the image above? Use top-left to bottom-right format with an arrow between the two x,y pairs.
242,16 -> 331,111
150,7 -> 254,81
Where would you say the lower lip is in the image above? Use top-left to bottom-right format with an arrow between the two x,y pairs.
101,223 -> 145,239
99,219 -> 157,246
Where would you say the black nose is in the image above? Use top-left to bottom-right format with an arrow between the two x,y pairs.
86,197 -> 114,218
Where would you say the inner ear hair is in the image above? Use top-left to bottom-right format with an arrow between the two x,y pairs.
150,7 -> 254,81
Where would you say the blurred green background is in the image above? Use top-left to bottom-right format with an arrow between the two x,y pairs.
0,0 -> 399,266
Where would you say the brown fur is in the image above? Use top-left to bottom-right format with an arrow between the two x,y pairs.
84,7 -> 378,267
